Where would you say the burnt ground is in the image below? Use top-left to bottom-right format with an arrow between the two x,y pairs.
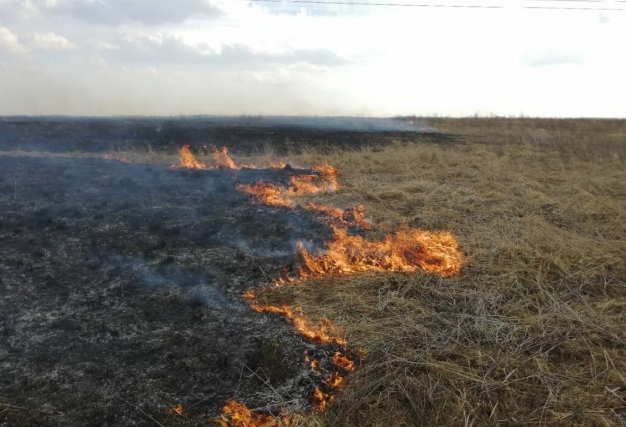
0,117 -> 459,155
0,155 -> 347,426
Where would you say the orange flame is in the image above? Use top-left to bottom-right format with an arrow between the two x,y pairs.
249,302 -> 347,346
297,225 -> 464,279
211,146 -> 241,169
304,351 -> 357,411
332,352 -> 355,372
214,400 -> 288,427
237,182 -> 295,208
218,145 -> 464,418
170,404 -> 184,416
173,145 -> 206,169
311,387 -> 330,413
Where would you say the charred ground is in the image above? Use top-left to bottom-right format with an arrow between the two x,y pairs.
0,155 -> 347,426
0,117 -> 456,155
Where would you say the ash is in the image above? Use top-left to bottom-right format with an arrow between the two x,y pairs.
0,156 -> 337,426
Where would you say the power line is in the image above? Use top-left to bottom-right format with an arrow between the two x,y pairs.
246,0 -> 625,10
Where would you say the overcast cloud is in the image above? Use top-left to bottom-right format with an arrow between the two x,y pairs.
0,0 -> 625,116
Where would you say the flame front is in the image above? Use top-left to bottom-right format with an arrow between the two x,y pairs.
298,225 -> 464,279
235,157 -> 465,279
248,301 -> 347,346
212,146 -> 240,169
235,164 -> 339,210
168,145 -> 467,420
215,400 -> 288,427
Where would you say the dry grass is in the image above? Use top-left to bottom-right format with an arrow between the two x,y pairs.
244,120 -> 626,426
3,118 -> 625,426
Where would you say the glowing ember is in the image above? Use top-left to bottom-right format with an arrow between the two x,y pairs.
170,404 -> 184,416
215,400 -> 288,427
249,303 -> 346,346
173,145 -> 206,169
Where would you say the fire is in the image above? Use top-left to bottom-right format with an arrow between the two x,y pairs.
215,400 -> 288,427
173,145 -> 206,169
170,404 -> 184,416
297,225 -> 464,279
332,352 -> 355,372
311,388 -> 330,413
249,302 -> 347,346
234,152 -> 464,279
237,182 -> 294,209
173,145 -> 309,172
167,144 -> 465,419
211,146 -> 240,169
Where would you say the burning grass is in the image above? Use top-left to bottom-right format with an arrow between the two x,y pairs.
2,118 -> 625,426
230,126 -> 626,426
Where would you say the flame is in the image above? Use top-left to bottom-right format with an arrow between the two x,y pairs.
249,302 -> 346,346
173,145 -> 311,172
237,182 -> 295,208
332,352 -> 355,372
235,164 -> 340,213
214,400 -> 288,427
170,404 -> 184,416
211,146 -> 242,169
173,145 -> 206,169
297,225 -> 464,279
235,155 -> 464,279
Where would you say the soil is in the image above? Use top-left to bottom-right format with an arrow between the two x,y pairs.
0,117 -> 459,155
0,154 -> 346,426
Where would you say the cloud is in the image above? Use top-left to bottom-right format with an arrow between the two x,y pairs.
47,0 -> 222,25
106,33 -> 347,68
248,0 -> 372,17
521,50 -> 588,67
30,32 -> 77,50
0,26 -> 26,53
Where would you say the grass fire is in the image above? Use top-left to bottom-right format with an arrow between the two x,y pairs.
1,117 -> 625,427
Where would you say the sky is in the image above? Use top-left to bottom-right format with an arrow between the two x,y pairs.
0,0 -> 625,117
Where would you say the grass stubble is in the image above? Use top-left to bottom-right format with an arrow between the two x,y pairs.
3,118 -> 626,426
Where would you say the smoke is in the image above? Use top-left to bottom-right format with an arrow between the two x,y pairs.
140,267 -> 239,311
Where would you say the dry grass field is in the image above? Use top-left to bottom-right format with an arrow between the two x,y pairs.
237,119 -> 626,426
2,118 -> 625,426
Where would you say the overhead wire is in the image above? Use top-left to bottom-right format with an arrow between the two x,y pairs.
244,0 -> 625,10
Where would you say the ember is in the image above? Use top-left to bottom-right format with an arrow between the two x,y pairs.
170,404 -> 184,416
215,400 -> 289,427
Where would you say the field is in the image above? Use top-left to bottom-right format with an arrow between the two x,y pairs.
1,118 -> 625,426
